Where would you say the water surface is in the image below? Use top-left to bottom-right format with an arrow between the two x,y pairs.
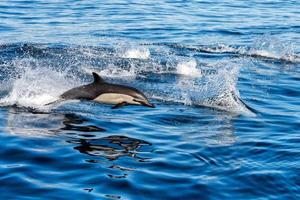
0,1 -> 299,199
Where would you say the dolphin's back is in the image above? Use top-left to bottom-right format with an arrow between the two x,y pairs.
60,84 -> 100,100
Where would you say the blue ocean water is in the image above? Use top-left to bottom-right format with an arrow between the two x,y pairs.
0,0 -> 299,199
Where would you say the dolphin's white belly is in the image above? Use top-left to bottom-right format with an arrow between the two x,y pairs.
93,93 -> 139,105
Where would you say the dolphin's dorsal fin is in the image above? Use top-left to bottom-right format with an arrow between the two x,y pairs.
92,72 -> 105,84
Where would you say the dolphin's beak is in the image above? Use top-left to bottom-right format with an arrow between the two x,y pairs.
143,102 -> 155,108
134,99 -> 155,108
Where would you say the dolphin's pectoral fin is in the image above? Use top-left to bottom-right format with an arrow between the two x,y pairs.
111,102 -> 128,109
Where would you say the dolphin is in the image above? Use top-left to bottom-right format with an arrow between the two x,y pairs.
46,72 -> 155,109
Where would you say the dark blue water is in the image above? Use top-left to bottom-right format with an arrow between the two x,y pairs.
0,1 -> 299,199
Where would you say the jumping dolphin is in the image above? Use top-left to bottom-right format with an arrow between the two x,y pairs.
46,72 -> 155,109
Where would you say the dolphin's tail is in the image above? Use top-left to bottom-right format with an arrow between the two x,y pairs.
44,98 -> 65,106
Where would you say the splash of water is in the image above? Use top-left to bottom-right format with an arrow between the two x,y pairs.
0,66 -> 78,110
119,47 -> 150,59
176,59 -> 202,77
